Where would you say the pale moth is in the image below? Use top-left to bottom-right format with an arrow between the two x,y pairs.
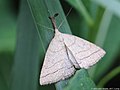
40,13 -> 106,85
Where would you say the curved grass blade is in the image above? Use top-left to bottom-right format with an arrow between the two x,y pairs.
64,69 -> 96,90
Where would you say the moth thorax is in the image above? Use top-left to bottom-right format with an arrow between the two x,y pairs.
55,29 -> 59,33
54,30 -> 63,42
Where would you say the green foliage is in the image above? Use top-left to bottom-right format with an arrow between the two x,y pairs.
97,66 -> 120,87
0,0 -> 120,90
0,0 -> 16,52
0,0 -> 16,90
93,0 -> 120,18
64,69 -> 96,90
10,0 -> 42,90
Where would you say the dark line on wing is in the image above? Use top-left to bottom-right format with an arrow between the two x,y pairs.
65,36 -> 92,54
75,44 -> 92,53
41,66 -> 74,78
45,59 -> 65,69
78,49 -> 101,60
46,49 -> 100,71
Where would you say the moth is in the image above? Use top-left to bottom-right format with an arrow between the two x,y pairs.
40,13 -> 106,85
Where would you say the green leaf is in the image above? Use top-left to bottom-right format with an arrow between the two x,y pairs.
0,0 -> 16,52
67,0 -> 94,27
97,66 -> 120,87
93,15 -> 120,82
10,0 -> 55,90
0,0 -> 16,90
0,52 -> 14,90
64,69 -> 96,90
88,1 -> 120,83
93,0 -> 120,18
88,9 -> 113,78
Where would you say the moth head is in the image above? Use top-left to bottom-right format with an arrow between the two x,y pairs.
48,13 -> 59,20
48,13 -> 59,30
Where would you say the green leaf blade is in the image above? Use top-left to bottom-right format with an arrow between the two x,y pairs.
93,0 -> 120,18
64,69 -> 96,90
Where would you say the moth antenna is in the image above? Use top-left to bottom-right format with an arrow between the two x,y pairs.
37,23 -> 54,31
58,7 -> 72,29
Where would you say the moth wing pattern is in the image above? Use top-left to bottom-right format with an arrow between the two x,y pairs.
63,33 -> 106,69
40,33 -> 75,85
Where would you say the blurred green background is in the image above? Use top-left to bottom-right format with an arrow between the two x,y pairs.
0,0 -> 120,90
